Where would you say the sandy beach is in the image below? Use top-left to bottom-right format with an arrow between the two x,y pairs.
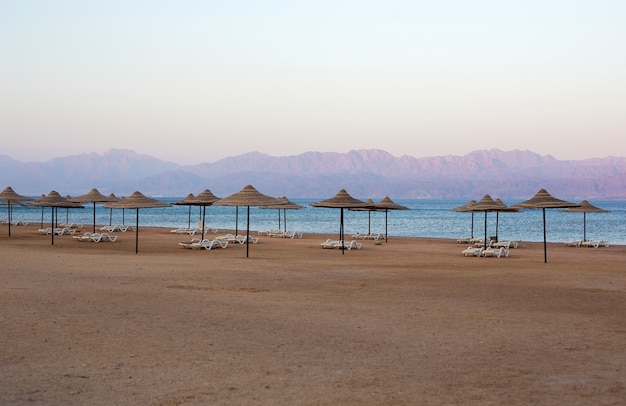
1,224 -> 625,405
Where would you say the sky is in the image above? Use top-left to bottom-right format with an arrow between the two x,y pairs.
1,1 -> 625,165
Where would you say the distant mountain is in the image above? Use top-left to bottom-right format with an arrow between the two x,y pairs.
1,148 -> 625,199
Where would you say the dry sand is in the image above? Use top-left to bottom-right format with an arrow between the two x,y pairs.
1,224 -> 625,405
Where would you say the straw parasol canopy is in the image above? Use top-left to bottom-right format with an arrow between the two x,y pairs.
451,199 -> 478,239
513,188 -> 579,263
375,196 -> 410,242
311,189 -> 369,254
26,190 -> 84,245
261,196 -> 305,232
563,200 -> 609,242
213,185 -> 280,257
104,191 -> 170,254
189,189 -> 221,240
0,186 -> 33,237
72,188 -> 118,233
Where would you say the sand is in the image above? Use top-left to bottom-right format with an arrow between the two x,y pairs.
1,224 -> 625,405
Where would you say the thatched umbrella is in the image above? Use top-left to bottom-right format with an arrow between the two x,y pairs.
513,188 -> 579,263
172,193 -> 196,230
0,186 -> 32,237
104,191 -> 170,254
213,185 -> 280,257
563,200 -> 609,242
26,191 -> 84,246
468,194 -> 503,249
72,188 -> 118,233
311,189 -> 369,254
451,200 -> 478,239
375,196 -> 410,242
261,196 -> 305,232
188,189 -> 221,241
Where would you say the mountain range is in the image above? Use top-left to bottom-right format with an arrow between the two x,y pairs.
2,148 -> 625,200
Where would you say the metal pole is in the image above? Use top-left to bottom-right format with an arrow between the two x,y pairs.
385,210 -> 389,242
543,208 -> 547,263
92,202 -> 96,233
135,208 -> 139,254
7,202 -> 11,237
340,208 -> 345,255
583,212 -> 587,242
246,206 -> 250,258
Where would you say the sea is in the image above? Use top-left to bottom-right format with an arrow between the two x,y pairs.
6,198 -> 626,245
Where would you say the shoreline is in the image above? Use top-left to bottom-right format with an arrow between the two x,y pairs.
2,223 -> 625,404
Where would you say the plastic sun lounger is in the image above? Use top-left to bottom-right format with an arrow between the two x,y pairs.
100,233 -> 118,242
481,247 -> 509,257
344,240 -> 363,250
73,232 -> 93,242
491,240 -> 518,249
462,246 -> 483,257
321,239 -> 342,249
564,239 -> 582,247
581,240 -> 610,248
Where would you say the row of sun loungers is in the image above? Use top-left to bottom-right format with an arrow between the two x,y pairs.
462,239 -> 518,257
457,236 -> 484,244
170,227 -> 201,235
257,230 -> 303,239
100,225 -> 132,233
351,233 -> 382,241
565,239 -> 610,248
73,232 -> 118,242
2,220 -> 29,226
462,245 -> 509,258
179,238 -> 229,250
179,234 -> 260,249
39,227 -> 76,235
269,230 -> 303,239
320,239 -> 363,250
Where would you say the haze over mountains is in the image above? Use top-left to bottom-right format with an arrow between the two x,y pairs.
2,149 -> 625,200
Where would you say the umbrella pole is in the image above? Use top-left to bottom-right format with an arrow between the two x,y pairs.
368,211 -> 371,235
484,211 -> 488,249
496,212 -> 500,242
202,206 -> 206,241
51,206 -> 55,246
7,202 -> 11,237
135,208 -> 139,254
583,212 -> 587,242
283,209 -> 287,233
92,202 -> 96,233
109,208 -> 112,226
278,209 -> 281,231
187,206 -> 191,230
471,212 -> 474,238
341,208 -> 345,255
235,207 -> 239,236
385,210 -> 389,242
246,206 -> 250,258
40,206 -> 44,229
543,208 -> 547,263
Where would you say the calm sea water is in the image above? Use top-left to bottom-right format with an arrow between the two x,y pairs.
7,198 -> 626,245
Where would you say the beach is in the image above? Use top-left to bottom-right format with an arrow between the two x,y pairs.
1,224 -> 625,405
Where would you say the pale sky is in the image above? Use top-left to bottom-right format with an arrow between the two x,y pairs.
1,1 -> 625,164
